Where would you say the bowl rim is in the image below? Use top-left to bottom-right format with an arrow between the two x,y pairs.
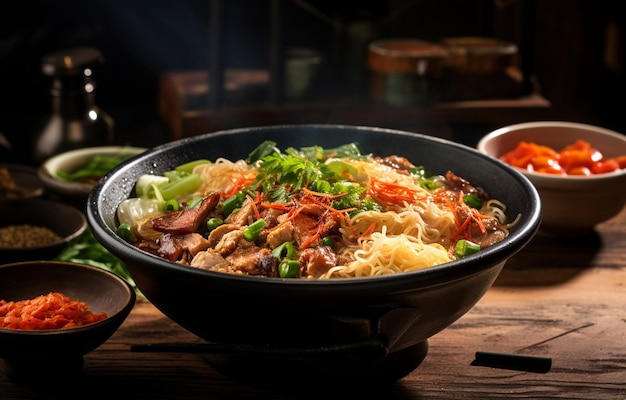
477,120 -> 626,181
87,124 -> 542,291
0,197 -> 87,251
0,260 -> 136,335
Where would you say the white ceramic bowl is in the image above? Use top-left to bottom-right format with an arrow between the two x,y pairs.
38,146 -> 146,200
477,121 -> 626,235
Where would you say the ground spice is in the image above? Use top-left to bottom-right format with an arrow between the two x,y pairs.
0,292 -> 108,330
0,224 -> 63,249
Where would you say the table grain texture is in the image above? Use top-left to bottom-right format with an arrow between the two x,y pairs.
3,208 -> 625,400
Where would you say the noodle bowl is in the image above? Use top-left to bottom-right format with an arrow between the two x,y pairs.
86,125 -> 541,382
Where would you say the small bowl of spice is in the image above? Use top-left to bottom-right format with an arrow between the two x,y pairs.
0,198 -> 87,263
0,260 -> 136,384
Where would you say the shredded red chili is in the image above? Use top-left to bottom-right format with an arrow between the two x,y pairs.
0,292 -> 108,330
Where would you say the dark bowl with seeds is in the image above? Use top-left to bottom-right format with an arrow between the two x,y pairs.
0,198 -> 87,264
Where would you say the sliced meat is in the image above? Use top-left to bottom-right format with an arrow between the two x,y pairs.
444,171 -> 478,196
214,229 -> 245,257
321,213 -> 341,237
262,207 -> 287,228
291,213 -> 319,248
299,246 -> 338,278
225,197 -> 256,226
265,221 -> 294,249
190,249 -> 229,271
377,155 -> 416,172
471,217 -> 508,248
157,233 -> 210,261
152,193 -> 220,234
291,211 -> 342,249
207,223 -> 240,247
225,246 -> 278,276
299,203 -> 326,217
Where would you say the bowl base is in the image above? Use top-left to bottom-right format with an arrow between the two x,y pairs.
2,356 -> 84,385
202,340 -> 429,387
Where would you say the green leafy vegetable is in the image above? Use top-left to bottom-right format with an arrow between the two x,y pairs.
55,230 -> 137,291
246,140 -> 278,163
56,152 -> 136,182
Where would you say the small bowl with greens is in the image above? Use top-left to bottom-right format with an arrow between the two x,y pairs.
38,146 -> 146,201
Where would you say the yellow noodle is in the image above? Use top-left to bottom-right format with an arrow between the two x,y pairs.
325,226 -> 453,278
193,158 -> 257,196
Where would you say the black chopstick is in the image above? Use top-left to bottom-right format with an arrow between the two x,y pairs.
471,351 -> 552,373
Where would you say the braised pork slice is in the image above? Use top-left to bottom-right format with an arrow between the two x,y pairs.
157,233 -> 210,261
213,229 -> 245,257
299,246 -> 338,278
152,193 -> 220,234
207,223 -> 240,248
190,249 -> 229,271
225,198 -> 256,226
265,221 -> 294,249
225,246 -> 278,276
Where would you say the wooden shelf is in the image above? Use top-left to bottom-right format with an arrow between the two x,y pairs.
158,70 -> 552,144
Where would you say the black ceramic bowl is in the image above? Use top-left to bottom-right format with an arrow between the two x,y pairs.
0,198 -> 87,263
87,125 -> 541,383
0,261 -> 136,384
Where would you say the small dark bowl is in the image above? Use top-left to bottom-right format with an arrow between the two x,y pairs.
0,163 -> 44,199
87,125 -> 541,383
0,198 -> 87,263
0,261 -> 136,383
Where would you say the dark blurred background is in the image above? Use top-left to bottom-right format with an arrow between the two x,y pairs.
1,0 -> 624,164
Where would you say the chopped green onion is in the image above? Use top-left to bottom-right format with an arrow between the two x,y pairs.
222,192 -> 246,216
158,174 -> 202,200
279,260 -> 301,278
272,241 -> 295,260
164,199 -> 179,212
454,239 -> 481,258
206,217 -> 223,232
321,236 -> 335,248
242,219 -> 267,241
175,159 -> 211,173
464,194 -> 482,208
135,174 -> 169,197
117,223 -> 132,240
163,170 -> 186,182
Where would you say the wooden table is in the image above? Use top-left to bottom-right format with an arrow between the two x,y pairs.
3,208 -> 625,399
